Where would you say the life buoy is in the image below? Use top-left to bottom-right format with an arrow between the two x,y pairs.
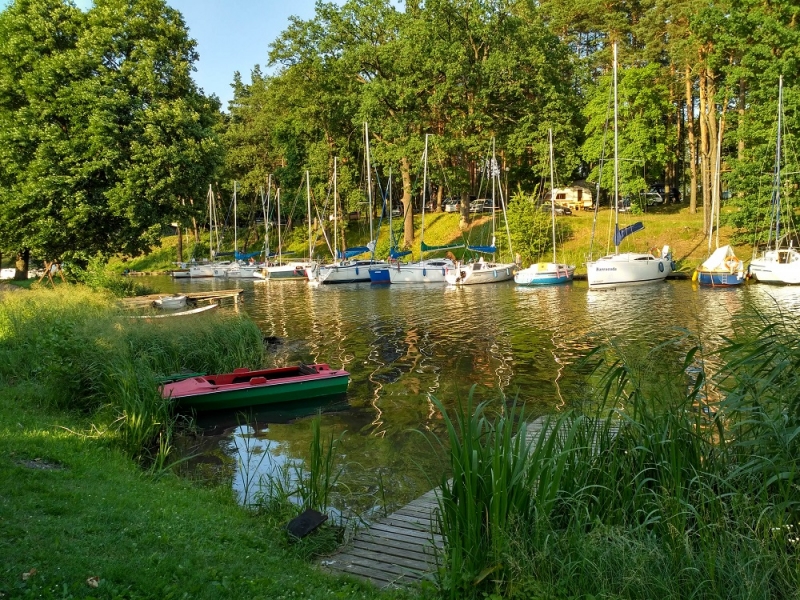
725,258 -> 740,273
650,247 -> 661,258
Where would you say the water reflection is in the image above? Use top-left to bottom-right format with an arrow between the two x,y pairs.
150,275 -> 796,514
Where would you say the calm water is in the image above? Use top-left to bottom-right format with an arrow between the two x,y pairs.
149,275 -> 800,514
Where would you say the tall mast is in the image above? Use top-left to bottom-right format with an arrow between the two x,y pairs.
773,75 -> 784,249
260,181 -> 268,263
207,184 -> 213,262
491,137 -> 497,250
265,177 -> 272,260
333,157 -> 338,262
306,170 -> 312,260
234,181 -> 238,259
276,187 -> 282,266
613,42 -> 620,255
365,122 -> 375,258
421,134 -> 429,262
549,128 -> 557,263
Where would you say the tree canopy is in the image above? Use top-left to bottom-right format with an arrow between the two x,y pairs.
0,0 -> 222,269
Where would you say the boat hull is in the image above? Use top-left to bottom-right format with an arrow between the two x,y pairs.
749,249 -> 800,284
514,263 -> 575,286
317,260 -> 387,284
587,253 -> 673,289
161,363 -> 350,411
388,259 -> 454,284
265,262 -> 314,280
444,261 -> 516,285
368,266 -> 391,283
695,270 -> 745,286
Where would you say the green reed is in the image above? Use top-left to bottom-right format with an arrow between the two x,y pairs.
433,318 -> 800,599
295,414 -> 344,515
0,286 -> 265,464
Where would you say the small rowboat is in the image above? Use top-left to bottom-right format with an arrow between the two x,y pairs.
160,363 -> 350,411
153,294 -> 187,309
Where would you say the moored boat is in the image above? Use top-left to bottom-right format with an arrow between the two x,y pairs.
161,363 -> 350,411
695,245 -> 745,286
153,294 -> 187,309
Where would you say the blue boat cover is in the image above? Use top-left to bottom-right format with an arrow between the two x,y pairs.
614,222 -> 644,246
390,248 -> 412,259
468,245 -> 497,254
337,246 -> 370,259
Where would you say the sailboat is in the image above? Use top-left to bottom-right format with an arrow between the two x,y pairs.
515,129 -> 576,286
189,184 -> 221,278
313,131 -> 387,285
444,139 -> 516,286
368,168 -> 411,283
748,76 -> 800,284
262,173 -> 316,280
586,43 -> 673,289
223,182 -> 264,279
694,117 -> 745,286
388,135 -> 457,284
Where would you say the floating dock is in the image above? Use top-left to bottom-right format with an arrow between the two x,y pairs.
119,289 -> 244,310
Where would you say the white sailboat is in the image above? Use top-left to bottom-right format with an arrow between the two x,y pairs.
224,182 -> 263,279
263,174 -> 315,280
445,139 -> 516,285
315,124 -> 387,284
748,76 -> 800,285
694,117 -> 745,286
189,184 -> 221,278
586,43 -> 673,290
515,129 -> 576,286
389,134 -> 455,284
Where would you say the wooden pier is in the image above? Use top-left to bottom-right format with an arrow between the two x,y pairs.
322,417 -> 614,589
321,488 -> 443,588
119,289 -> 244,310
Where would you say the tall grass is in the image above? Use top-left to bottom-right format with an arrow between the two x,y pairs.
0,286 -> 265,462
433,317 -> 800,599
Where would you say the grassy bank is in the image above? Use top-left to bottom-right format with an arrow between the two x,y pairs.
0,387 -> 411,600
0,287 -> 418,599
109,203 -> 742,275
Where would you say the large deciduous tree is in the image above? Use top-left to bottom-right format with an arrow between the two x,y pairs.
0,0 -> 222,277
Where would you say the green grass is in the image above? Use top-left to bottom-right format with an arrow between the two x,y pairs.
0,387 -> 415,600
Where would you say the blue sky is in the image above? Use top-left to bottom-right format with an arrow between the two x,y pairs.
67,0 -> 320,109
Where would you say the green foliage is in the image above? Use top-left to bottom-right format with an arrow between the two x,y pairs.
0,0 -> 223,264
0,287 -> 264,461
70,256 -> 156,297
505,188 -> 559,264
432,319 -> 800,598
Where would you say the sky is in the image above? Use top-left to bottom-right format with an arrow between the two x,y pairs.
67,0 -> 320,109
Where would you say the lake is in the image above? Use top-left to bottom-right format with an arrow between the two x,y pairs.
147,275 -> 800,515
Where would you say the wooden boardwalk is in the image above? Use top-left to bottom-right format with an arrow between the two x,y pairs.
321,488 -> 443,588
322,417 -> 615,589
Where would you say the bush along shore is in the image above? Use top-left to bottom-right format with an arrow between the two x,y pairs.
430,318 -> 800,599
0,287 -> 415,600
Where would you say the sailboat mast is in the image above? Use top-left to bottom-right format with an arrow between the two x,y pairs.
265,177 -> 272,261
549,128 -> 557,264
333,157 -> 338,262
306,170 -> 312,260
207,184 -> 213,262
260,181 -> 268,263
422,134 -> 429,262
276,188 -> 282,266
365,123 -> 374,258
491,137 -> 497,250
234,181 -> 238,260
388,168 -> 393,248
613,42 -> 620,255
709,117 -> 723,254
773,75 -> 784,249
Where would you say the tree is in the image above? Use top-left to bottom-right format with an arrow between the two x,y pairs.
0,0 -> 222,276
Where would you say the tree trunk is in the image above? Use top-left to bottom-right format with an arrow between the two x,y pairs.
401,156 -> 414,248
738,77 -> 746,162
698,67 -> 711,234
459,191 -> 470,229
436,185 -> 443,212
176,224 -> 183,263
685,65 -> 698,214
14,248 -> 29,280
